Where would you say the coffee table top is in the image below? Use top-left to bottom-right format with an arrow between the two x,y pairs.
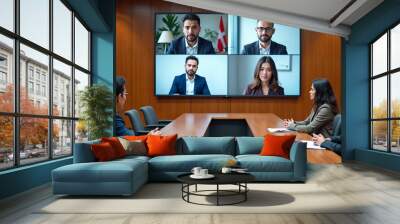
177,172 -> 255,185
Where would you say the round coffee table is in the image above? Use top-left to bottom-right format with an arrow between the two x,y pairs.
177,172 -> 255,206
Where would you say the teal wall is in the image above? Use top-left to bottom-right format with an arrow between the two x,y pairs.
0,0 -> 115,200
344,0 -> 400,171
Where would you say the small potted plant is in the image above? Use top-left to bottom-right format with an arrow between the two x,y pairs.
79,84 -> 113,140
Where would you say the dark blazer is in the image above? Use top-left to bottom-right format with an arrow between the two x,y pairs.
167,36 -> 215,54
288,103 -> 336,137
241,41 -> 288,55
321,136 -> 341,155
169,74 -> 211,95
115,114 -> 135,136
244,85 -> 284,96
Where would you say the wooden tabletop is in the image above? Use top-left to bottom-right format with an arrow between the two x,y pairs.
160,113 -> 341,164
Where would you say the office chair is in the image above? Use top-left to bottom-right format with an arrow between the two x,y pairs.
332,113 -> 341,137
139,106 -> 172,128
124,109 -> 153,135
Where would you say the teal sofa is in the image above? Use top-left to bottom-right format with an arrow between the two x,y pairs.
52,137 -> 306,196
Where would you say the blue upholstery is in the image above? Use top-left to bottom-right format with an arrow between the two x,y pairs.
236,155 -> 293,172
52,137 -> 307,196
236,137 -> 263,155
149,154 -> 235,172
52,158 -> 148,195
73,140 -> 100,163
179,137 -> 235,155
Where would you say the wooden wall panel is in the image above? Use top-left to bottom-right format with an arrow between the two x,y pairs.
116,0 -> 342,125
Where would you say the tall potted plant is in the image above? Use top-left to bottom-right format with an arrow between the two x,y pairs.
79,84 -> 113,140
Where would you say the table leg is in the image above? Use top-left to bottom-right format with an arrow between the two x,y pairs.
217,184 -> 219,206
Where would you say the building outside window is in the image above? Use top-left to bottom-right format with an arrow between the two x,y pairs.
0,0 -> 91,170
370,23 -> 400,154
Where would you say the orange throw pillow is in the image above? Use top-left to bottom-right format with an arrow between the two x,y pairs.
101,137 -> 126,158
91,142 -> 117,161
260,134 -> 296,159
146,134 -> 177,157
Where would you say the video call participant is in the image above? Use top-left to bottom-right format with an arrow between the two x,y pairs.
169,55 -> 211,95
244,56 -> 284,96
167,13 -> 215,54
116,76 -> 160,136
242,20 -> 288,55
283,79 -> 338,137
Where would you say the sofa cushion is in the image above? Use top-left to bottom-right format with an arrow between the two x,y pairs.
236,137 -> 263,155
101,137 -> 127,158
236,155 -> 293,172
147,134 -> 178,157
91,142 -> 118,162
260,134 -> 296,159
118,138 -> 147,156
179,137 -> 236,155
74,140 -> 101,163
148,154 -> 235,172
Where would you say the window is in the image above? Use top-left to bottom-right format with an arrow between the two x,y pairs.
0,71 -> 6,85
20,0 -> 49,49
28,81 -> 34,94
0,0 -> 14,32
75,17 -> 90,70
370,22 -> 400,154
0,1 -> 91,170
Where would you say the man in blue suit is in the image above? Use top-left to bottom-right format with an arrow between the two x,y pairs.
169,55 -> 211,95
167,14 -> 215,54
241,20 -> 288,55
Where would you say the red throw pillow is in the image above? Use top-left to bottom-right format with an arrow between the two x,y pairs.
91,142 -> 117,161
260,134 -> 296,159
146,134 -> 177,157
101,137 -> 126,158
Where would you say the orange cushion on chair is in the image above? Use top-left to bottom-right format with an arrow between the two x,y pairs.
146,134 -> 178,157
91,142 -> 117,162
260,134 -> 296,159
101,137 -> 127,158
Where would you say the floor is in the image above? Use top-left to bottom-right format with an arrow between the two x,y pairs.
0,162 -> 400,224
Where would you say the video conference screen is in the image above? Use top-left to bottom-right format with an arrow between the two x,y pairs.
155,13 -> 300,97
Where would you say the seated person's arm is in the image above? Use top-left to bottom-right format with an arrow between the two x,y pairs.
116,119 -> 135,136
289,106 -> 334,134
320,136 -> 341,154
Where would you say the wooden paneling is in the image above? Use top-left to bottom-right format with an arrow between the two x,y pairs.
116,0 -> 342,125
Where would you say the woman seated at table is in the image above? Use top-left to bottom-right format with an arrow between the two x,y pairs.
244,56 -> 284,96
283,79 -> 338,137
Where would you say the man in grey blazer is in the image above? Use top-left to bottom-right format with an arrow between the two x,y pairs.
242,20 -> 287,55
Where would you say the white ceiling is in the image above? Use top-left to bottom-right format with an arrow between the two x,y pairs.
163,0 -> 384,38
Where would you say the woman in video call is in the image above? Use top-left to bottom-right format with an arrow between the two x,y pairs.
244,56 -> 284,96
283,79 -> 338,137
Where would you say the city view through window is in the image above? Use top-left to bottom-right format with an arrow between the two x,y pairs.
371,23 -> 400,153
0,0 -> 91,170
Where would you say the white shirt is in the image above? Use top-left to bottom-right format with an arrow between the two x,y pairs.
259,41 -> 271,55
185,38 -> 198,55
186,74 -> 195,95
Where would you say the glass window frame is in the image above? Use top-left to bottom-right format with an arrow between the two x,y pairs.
0,0 -> 92,171
370,19 -> 400,154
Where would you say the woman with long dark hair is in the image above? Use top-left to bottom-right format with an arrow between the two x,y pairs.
283,79 -> 338,137
244,56 -> 284,96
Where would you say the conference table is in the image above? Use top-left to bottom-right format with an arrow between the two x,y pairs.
160,113 -> 341,164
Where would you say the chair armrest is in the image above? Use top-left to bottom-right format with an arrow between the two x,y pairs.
289,141 -> 307,182
159,120 -> 172,124
146,124 -> 167,129
74,140 -> 101,163
135,130 -> 149,135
